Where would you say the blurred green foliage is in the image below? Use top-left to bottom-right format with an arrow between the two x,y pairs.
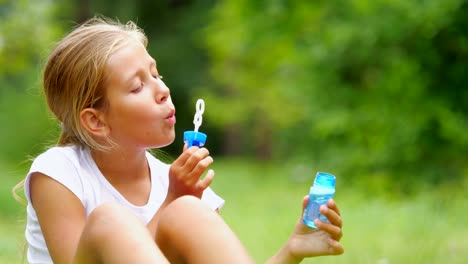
202,0 -> 468,187
0,0 -> 64,164
0,0 -> 467,191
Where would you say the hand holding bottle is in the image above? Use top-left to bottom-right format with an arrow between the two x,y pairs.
293,196 -> 344,257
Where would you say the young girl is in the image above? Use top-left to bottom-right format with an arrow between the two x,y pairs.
19,16 -> 344,264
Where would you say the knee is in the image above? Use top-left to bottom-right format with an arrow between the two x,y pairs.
156,196 -> 210,250
167,195 -> 207,212
88,202 -> 129,226
84,202 -> 139,244
157,196 -> 215,236
162,196 -> 211,222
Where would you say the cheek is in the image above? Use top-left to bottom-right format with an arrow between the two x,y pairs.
109,100 -> 151,121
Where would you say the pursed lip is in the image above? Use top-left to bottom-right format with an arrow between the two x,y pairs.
166,109 -> 176,118
165,109 -> 176,124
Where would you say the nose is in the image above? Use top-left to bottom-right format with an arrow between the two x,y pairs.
153,78 -> 170,104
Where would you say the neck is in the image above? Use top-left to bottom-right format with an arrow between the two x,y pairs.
90,147 -> 149,184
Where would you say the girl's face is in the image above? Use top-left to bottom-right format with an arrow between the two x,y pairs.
102,40 -> 176,149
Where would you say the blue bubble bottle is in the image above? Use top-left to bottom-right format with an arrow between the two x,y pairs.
302,172 -> 336,228
184,99 -> 207,147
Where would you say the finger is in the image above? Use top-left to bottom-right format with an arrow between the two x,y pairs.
196,169 -> 215,191
327,238 -> 344,255
327,199 -> 341,216
183,142 -> 188,151
314,218 -> 343,241
302,195 -> 309,210
172,146 -> 198,168
190,156 -> 214,182
184,148 -> 210,171
320,204 -> 342,228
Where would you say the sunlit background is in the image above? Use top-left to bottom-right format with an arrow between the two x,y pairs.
1,0 -> 467,263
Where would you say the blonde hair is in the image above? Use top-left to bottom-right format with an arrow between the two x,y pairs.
46,16 -> 147,151
13,16 -> 148,201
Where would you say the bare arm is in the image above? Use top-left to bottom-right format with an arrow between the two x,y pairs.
29,172 -> 86,264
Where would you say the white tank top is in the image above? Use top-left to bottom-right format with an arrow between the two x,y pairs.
24,145 -> 224,264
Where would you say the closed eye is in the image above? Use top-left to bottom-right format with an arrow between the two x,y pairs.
131,83 -> 143,93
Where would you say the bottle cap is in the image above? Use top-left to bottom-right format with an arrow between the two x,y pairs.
184,131 -> 207,147
313,172 -> 336,188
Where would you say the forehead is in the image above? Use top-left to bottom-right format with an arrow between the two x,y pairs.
105,39 -> 154,84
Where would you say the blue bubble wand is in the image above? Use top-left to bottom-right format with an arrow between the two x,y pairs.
183,99 -> 207,147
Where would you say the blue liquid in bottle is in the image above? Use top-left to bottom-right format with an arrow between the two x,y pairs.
302,172 -> 336,228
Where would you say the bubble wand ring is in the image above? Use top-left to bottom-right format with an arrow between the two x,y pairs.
193,99 -> 205,132
184,99 -> 207,147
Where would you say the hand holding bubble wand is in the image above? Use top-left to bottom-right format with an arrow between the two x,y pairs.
183,99 -> 207,147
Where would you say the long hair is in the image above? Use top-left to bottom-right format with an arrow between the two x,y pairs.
46,16 -> 147,150
13,15 -> 148,200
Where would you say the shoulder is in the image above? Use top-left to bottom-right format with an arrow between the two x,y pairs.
32,145 -> 82,168
29,145 -> 85,183
26,145 -> 87,203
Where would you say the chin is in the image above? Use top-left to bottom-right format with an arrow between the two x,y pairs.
150,136 -> 176,149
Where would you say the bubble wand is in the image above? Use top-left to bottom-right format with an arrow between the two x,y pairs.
183,99 -> 207,147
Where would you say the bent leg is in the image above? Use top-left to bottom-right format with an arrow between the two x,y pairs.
73,202 -> 169,264
156,196 -> 254,264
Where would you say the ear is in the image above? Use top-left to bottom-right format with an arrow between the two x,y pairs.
80,108 -> 109,138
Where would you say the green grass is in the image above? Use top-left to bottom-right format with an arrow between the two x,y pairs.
1,158 -> 467,263
0,217 -> 25,263
0,161 -> 27,263
209,158 -> 468,264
